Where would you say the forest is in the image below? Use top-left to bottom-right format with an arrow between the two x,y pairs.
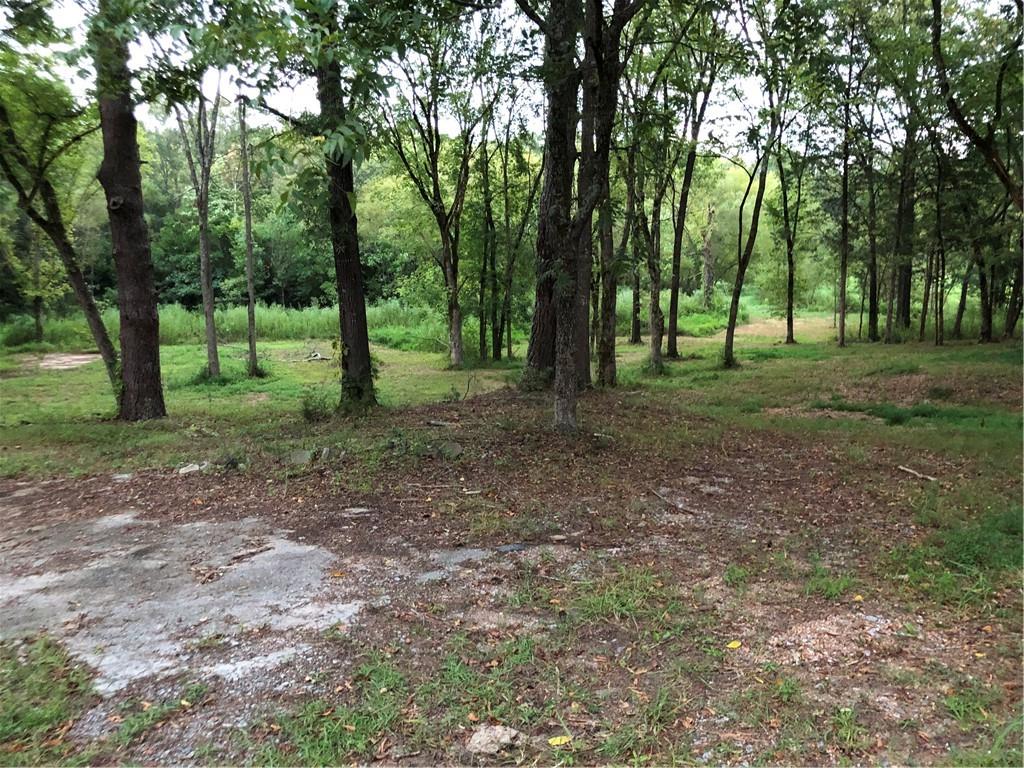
0,0 -> 1021,766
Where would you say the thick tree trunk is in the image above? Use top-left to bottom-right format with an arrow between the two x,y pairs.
239,99 -> 259,376
91,1 -> 166,420
668,147 -> 697,358
442,240 -> 465,368
951,263 -> 971,339
525,0 -> 578,419
312,4 -> 375,405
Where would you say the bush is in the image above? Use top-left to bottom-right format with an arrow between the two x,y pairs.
301,384 -> 336,423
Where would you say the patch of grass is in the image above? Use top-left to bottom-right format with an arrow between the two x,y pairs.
890,507 -> 1022,607
829,706 -> 867,751
597,687 -> 687,761
257,655 -> 406,764
569,566 -> 679,629
866,360 -> 921,376
723,564 -> 750,589
804,560 -> 854,600
115,682 -> 208,746
413,636 -> 545,738
947,715 -> 1024,766
0,636 -> 96,766
944,679 -> 1002,729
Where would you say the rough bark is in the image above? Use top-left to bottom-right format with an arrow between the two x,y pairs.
311,2 -> 375,405
596,196 -> 618,386
91,0 -> 166,420
975,244 -> 993,342
238,99 -> 259,376
1004,256 -> 1022,339
838,73 -> 851,348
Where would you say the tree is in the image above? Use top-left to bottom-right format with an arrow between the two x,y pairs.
174,85 -> 223,378
379,10 -> 495,368
238,97 -> 259,376
89,0 -> 167,420
0,48 -> 119,394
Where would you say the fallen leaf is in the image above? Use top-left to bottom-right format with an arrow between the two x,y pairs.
726,640 -> 742,650
467,712 -> 479,722
548,735 -> 572,747
853,594 -> 864,602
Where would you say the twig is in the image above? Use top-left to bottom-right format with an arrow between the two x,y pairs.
897,465 -> 937,482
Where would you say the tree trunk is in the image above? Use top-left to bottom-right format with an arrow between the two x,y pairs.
951,263 -> 971,340
197,212 -> 221,377
525,0 -> 578,415
91,0 -> 166,420
702,204 -> 715,310
776,154 -> 797,344
976,244 -> 993,343
30,230 -> 42,343
239,99 -> 259,376
724,128 -> 774,368
866,162 -> 880,341
919,247 -> 933,341
894,120 -> 917,331
630,261 -> 642,344
597,196 -> 617,386
668,147 -> 697,358
838,82 -> 850,348
481,139 -> 497,361
1003,255 -> 1022,339
442,237 -> 465,368
311,2 -> 375,405
478,253 -> 487,361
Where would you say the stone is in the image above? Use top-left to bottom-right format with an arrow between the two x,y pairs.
439,441 -> 464,459
111,473 -> 133,483
466,725 -> 523,755
286,449 -> 313,466
496,543 -> 527,553
178,462 -> 208,475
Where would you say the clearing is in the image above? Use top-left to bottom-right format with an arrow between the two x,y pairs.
0,317 -> 1021,766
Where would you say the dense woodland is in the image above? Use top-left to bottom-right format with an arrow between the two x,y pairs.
0,0 -> 1020,429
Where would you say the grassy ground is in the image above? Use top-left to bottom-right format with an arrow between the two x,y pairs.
0,314 -> 1021,766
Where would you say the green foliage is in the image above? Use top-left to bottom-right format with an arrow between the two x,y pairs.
257,656 -> 407,764
804,560 -> 854,600
0,636 -> 95,766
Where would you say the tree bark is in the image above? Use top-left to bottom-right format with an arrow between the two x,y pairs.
311,2 -> 375,405
91,0 -> 166,420
1004,256 -> 1022,339
838,72 -> 851,348
668,146 -> 697,357
521,0 -> 580,424
952,262 -> 971,339
919,247 -> 933,341
865,157 -> 880,341
701,204 -> 715,310
596,195 -> 617,386
238,99 -> 259,376
975,244 -> 993,343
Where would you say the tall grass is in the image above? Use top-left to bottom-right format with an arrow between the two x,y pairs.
0,301 -> 520,356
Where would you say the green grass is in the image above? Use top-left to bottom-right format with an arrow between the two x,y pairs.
0,637 -> 95,766
255,655 -> 407,765
114,683 -> 208,746
804,561 -> 855,600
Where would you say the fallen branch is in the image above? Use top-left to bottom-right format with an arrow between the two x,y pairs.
897,465 -> 937,482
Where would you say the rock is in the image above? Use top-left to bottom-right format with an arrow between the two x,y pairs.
111,473 -> 133,483
439,441 -> 464,459
549,534 -> 567,542
286,449 -> 313,466
496,543 -> 527,553
466,725 -> 523,755
178,462 -> 208,475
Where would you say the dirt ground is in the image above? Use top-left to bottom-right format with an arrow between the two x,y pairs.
1,383 -> 1019,765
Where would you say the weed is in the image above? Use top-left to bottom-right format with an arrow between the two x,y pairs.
804,560 -> 854,600
830,707 -> 867,750
723,564 -> 750,589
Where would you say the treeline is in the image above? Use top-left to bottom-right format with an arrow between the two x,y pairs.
0,0 -> 1019,428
